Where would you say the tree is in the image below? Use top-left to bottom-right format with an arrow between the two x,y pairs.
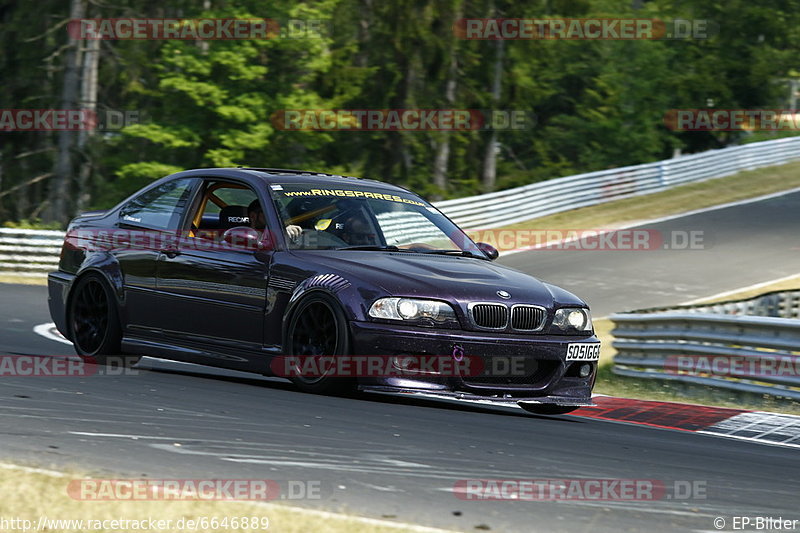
45,0 -> 87,224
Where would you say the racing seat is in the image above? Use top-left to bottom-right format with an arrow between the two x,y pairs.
219,205 -> 250,230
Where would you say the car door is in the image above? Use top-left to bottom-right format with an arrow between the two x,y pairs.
114,177 -> 199,335
154,179 -> 271,369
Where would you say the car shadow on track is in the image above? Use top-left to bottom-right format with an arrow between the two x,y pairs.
135,357 -> 582,424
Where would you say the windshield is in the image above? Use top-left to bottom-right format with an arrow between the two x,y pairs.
270,183 -> 484,256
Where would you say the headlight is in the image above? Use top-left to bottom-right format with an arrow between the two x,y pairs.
552,307 -> 592,332
369,298 -> 457,325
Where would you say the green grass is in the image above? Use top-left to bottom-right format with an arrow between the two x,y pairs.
487,159 -> 800,414
2,219 -> 63,230
0,463 -> 459,533
0,275 -> 48,286
593,276 -> 800,416
499,160 -> 800,233
594,364 -> 800,415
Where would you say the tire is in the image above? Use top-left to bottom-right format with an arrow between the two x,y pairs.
68,273 -> 139,367
285,292 -> 353,395
520,404 -> 580,416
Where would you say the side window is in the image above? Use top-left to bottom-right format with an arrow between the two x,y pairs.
192,182 -> 261,233
119,178 -> 195,231
201,187 -> 259,218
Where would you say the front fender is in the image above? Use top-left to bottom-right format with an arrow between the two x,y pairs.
281,272 -> 387,351
283,274 -> 351,340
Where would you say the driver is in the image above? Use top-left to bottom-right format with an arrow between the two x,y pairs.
338,208 -> 377,246
248,200 -> 302,240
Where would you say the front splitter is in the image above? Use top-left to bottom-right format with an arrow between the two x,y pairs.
360,386 -> 595,413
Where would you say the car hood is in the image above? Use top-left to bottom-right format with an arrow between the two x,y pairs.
295,250 -> 585,307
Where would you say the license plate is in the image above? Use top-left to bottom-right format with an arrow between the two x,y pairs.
566,343 -> 601,361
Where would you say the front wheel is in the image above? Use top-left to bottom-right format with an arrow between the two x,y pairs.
285,293 -> 353,395
68,273 -> 139,367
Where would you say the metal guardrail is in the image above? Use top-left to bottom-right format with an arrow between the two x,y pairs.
611,302 -> 800,400
437,136 -> 800,229
0,228 -> 63,276
2,136 -> 800,276
625,289 -> 800,319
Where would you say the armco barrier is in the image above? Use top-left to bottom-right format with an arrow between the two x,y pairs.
0,228 -> 63,276
611,291 -> 800,400
2,135 -> 800,276
627,289 -> 800,319
437,136 -> 800,229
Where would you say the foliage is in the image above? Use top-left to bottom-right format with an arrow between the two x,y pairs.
1,0 -> 799,225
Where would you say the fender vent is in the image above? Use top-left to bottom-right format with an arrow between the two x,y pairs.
268,277 -> 296,291
306,273 -> 351,293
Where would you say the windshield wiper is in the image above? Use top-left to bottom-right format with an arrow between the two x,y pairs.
337,245 -> 402,252
337,246 -> 485,258
416,249 -> 486,259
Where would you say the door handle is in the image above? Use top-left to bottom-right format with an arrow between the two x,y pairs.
163,248 -> 180,259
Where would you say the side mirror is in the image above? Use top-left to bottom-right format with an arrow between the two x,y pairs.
222,227 -> 269,251
476,242 -> 499,261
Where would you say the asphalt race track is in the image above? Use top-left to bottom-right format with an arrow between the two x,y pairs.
1,192 -> 799,532
502,190 -> 800,316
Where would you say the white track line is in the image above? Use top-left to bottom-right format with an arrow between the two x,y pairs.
32,322 -> 72,345
698,411 -> 800,450
696,431 -> 800,450
680,273 -> 800,305
0,462 -> 69,478
32,330 -> 799,452
601,185 -> 800,229
499,185 -> 800,257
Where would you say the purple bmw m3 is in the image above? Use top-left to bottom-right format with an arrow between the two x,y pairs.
48,168 -> 600,415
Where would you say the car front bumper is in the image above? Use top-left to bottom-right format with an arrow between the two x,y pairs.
349,320 -> 599,405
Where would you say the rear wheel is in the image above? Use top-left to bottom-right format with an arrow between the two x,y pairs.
68,273 -> 139,367
286,293 -> 353,395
